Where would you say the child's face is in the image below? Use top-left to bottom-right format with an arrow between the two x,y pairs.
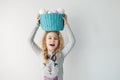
46,32 -> 59,52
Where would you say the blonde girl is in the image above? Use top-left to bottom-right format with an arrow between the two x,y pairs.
29,14 -> 75,80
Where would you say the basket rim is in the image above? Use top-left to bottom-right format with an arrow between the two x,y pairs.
39,13 -> 64,16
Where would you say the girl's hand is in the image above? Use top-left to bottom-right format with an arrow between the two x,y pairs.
63,14 -> 68,25
36,14 -> 40,25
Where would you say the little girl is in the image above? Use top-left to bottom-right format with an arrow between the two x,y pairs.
29,14 -> 75,80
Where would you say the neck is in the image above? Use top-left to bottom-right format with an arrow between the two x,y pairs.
48,49 -> 54,53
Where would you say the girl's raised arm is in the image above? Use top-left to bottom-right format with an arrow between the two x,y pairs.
62,23 -> 76,57
28,23 -> 42,55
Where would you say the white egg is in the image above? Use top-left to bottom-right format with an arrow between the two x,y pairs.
39,8 -> 47,14
48,11 -> 52,14
57,8 -> 65,14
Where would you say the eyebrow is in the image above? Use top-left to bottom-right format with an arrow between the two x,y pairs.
47,35 -> 58,39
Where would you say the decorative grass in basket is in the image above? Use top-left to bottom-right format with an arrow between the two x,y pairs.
39,8 -> 65,31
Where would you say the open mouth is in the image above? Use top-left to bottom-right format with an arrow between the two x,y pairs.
50,44 -> 55,46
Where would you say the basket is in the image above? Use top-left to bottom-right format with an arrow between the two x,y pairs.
39,13 -> 65,31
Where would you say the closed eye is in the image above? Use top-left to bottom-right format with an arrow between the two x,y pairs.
54,37 -> 58,40
48,37 -> 52,39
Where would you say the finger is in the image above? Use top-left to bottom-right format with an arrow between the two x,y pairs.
36,14 -> 40,20
64,14 -> 67,19
62,17 -> 65,20
62,17 -> 66,25
36,14 -> 39,19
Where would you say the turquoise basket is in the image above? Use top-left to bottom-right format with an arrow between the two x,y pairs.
39,13 -> 65,31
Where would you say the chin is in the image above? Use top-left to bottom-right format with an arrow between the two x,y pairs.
49,49 -> 55,52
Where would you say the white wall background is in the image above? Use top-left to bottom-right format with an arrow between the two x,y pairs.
0,0 -> 120,80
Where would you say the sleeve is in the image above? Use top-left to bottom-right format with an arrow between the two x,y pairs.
28,24 -> 42,55
61,24 -> 76,57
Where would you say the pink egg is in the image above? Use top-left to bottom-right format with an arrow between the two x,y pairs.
51,9 -> 58,13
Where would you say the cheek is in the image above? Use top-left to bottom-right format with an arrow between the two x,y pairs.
56,40 -> 59,46
46,39 -> 49,47
46,38 -> 49,43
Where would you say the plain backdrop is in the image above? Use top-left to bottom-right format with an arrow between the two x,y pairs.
0,0 -> 120,80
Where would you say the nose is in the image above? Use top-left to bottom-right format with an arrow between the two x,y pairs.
51,38 -> 55,42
